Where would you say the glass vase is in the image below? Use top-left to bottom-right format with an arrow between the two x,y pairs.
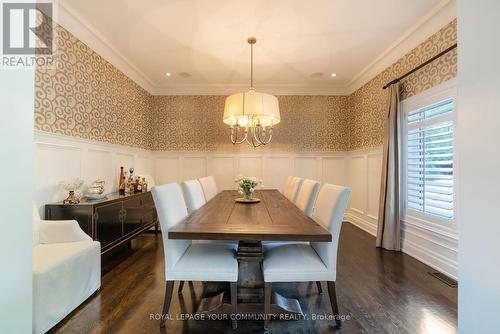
244,191 -> 253,201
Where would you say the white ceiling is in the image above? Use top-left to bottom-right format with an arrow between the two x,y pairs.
58,0 -> 456,95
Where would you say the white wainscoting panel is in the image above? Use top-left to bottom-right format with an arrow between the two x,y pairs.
85,149 -> 114,192
237,157 -> 263,181
366,153 -> 383,219
35,142 -> 82,207
154,157 -> 179,184
135,155 -> 155,179
181,157 -> 207,181
263,156 -> 291,190
322,157 -> 346,186
208,156 -> 236,191
348,155 -> 367,214
294,157 -> 319,180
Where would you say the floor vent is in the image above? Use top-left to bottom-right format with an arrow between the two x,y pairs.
429,272 -> 458,288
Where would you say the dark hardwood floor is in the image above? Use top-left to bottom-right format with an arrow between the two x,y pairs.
50,223 -> 457,334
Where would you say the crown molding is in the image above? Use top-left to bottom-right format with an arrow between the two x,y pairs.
149,84 -> 349,96
54,0 -> 156,93
55,0 -> 456,97
345,0 -> 457,95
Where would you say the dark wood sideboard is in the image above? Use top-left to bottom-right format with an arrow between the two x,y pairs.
45,191 -> 158,254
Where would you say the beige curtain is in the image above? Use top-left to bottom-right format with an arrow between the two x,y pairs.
376,83 -> 401,251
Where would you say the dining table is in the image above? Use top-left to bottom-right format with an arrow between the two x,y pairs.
168,189 -> 332,319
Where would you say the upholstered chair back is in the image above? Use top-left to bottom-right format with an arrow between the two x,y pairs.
198,176 -> 218,201
310,184 -> 351,281
181,179 -> 207,212
282,176 -> 292,194
295,179 -> 321,217
151,183 -> 191,278
284,177 -> 304,203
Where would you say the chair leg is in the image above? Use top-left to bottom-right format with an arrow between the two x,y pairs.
327,281 -> 342,328
264,282 -> 272,331
177,280 -> 185,294
160,281 -> 174,328
316,281 -> 323,294
230,282 -> 238,330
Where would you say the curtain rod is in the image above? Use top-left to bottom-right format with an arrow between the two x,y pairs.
382,43 -> 457,89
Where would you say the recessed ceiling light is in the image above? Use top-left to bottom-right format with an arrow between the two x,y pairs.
310,72 -> 324,78
331,73 -> 336,77
165,72 -> 171,77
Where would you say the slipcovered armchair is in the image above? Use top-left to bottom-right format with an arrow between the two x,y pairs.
32,205 -> 100,334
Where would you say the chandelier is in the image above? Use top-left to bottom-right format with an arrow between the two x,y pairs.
223,37 -> 280,147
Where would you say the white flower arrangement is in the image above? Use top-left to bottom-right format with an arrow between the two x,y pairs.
235,175 -> 262,199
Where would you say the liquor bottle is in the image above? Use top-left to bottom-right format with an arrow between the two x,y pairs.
119,176 -> 126,195
135,176 -> 143,193
119,167 -> 125,195
128,168 -> 135,194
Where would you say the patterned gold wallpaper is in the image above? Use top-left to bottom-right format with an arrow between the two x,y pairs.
152,95 -> 350,152
348,20 -> 457,150
35,23 -> 154,149
34,19 -> 456,152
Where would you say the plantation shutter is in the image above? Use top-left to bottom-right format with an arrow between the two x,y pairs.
406,99 -> 454,219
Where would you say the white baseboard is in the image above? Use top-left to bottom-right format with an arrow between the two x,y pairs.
402,238 -> 458,280
344,212 -> 377,236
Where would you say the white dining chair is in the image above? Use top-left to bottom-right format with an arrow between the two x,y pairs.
262,176 -> 310,249
262,184 -> 351,330
295,179 -> 321,217
282,176 -> 293,194
151,183 -> 239,329
283,176 -> 304,203
180,179 -> 206,212
198,176 -> 218,201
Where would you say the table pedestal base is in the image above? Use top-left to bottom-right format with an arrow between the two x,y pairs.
195,241 -> 304,320
196,289 -> 304,320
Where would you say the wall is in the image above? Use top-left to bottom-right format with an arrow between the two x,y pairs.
0,66 -> 33,332
458,1 -> 500,332
33,17 -> 459,279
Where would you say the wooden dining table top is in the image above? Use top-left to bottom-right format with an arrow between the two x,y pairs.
168,189 -> 332,242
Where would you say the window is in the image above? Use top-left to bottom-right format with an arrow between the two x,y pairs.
403,84 -> 456,223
